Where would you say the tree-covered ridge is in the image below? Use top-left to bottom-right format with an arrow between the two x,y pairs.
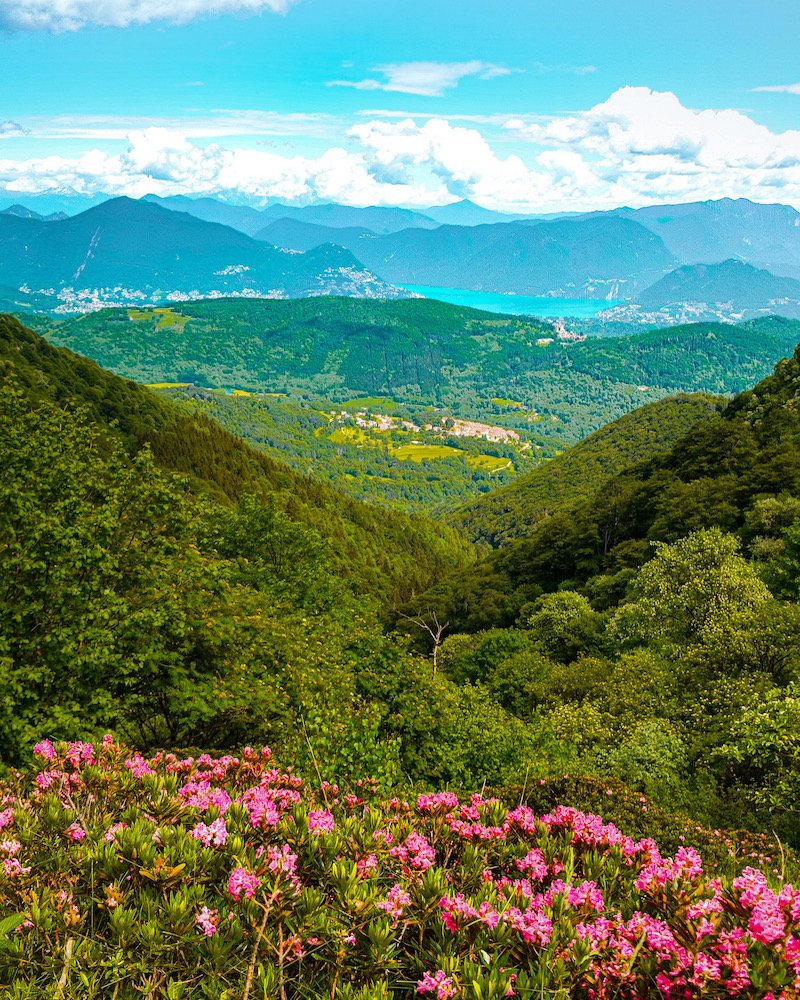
415,337 -> 800,630
450,393 -> 725,546
44,299 -> 800,448
3,310 -> 800,904
0,314 -> 473,606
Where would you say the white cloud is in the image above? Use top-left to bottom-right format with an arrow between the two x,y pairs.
0,121 -> 27,137
752,83 -> 800,95
1,0 -> 296,32
0,126 -> 450,206
503,86 -> 800,207
532,62 -> 597,76
4,89 -> 800,213
328,61 -> 516,97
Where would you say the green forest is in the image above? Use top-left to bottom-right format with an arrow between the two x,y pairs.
36,297 -> 800,514
3,308 -> 800,846
3,304 -> 800,997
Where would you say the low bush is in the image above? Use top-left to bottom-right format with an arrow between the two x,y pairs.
0,740 -> 798,998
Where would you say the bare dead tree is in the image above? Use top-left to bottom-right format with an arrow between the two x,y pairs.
396,608 -> 450,673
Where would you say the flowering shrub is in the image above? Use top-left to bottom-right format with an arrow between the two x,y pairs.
0,740 -> 798,999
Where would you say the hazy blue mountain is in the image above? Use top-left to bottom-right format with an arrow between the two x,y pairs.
0,204 -> 68,222
255,202 -> 438,233
0,189 -> 108,216
598,198 -> 800,278
142,194 -> 269,236
350,216 -> 676,297
422,200 -> 535,226
255,217 -> 377,252
0,197 -> 404,301
636,259 -> 800,317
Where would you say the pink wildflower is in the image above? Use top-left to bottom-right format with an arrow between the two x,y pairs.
191,817 -> 228,848
33,740 -> 56,761
417,970 -> 457,999
3,858 -> 31,877
104,822 -> 127,843
308,809 -> 335,834
195,907 -> 218,937
227,866 -> 260,901
378,883 -> 412,920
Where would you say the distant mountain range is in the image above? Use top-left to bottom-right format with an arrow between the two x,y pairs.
592,259 -> 800,323
0,197 -> 404,307
263,215 -> 676,298
142,194 -> 440,236
0,204 -> 68,223
3,191 -> 800,318
602,198 -> 800,279
255,218 -> 377,251
636,259 -> 800,315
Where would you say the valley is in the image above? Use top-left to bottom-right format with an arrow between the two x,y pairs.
5,4 -> 800,995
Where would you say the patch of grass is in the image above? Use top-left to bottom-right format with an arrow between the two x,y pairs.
466,454 -> 511,472
393,443 -> 464,462
339,396 -> 397,410
491,397 -> 524,408
329,427 -> 373,446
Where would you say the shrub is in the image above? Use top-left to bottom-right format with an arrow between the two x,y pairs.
0,740 -> 798,998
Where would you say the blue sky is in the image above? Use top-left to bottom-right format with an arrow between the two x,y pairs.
2,0 -> 800,211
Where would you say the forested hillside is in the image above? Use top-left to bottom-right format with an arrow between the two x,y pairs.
3,313 -> 800,998
0,314 -> 472,605
451,393 -> 725,545
45,300 -> 800,449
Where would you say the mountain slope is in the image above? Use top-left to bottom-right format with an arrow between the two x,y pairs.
256,202 -> 438,233
44,302 -> 800,447
0,198 -> 402,302
422,200 -> 532,226
607,198 -> 800,278
350,216 -> 676,297
256,217 -> 377,252
142,194 -> 271,236
415,337 -> 800,630
450,393 -> 725,546
636,259 -> 800,316
0,313 -> 472,604
0,204 -> 68,222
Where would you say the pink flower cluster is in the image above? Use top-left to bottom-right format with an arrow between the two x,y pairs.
417,970 -> 457,999
227,866 -> 260,901
308,809 -> 335,834
389,831 -> 435,870
377,883 -> 411,920
191,817 -> 228,848
195,906 -> 218,937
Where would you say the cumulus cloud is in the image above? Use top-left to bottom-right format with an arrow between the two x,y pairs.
328,61 -> 516,97
4,89 -> 800,212
504,86 -> 800,207
1,0 -> 295,33
0,126 -> 450,206
752,83 -> 800,95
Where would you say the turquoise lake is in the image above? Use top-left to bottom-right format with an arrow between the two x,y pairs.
399,284 -> 622,318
